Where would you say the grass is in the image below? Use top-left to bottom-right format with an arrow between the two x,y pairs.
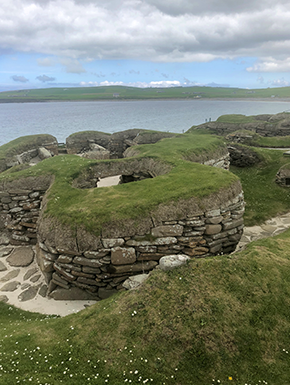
246,135 -> 290,148
0,132 -> 237,235
230,147 -> 290,225
2,230 -> 290,384
2,85 -> 290,102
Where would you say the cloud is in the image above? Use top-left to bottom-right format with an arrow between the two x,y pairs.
37,57 -> 55,67
80,79 -> 181,88
36,74 -> 56,82
149,80 -> 181,87
1,0 -> 290,65
11,75 -> 29,83
129,70 -> 140,75
269,78 -> 290,87
60,58 -> 86,74
247,58 -> 290,73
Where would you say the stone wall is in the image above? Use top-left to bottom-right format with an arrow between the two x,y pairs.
0,176 -> 53,246
276,164 -> 290,187
36,189 -> 244,300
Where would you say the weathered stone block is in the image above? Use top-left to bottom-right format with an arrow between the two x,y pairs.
205,209 -> 221,217
108,261 -> 158,274
83,250 -> 109,259
151,225 -> 183,237
223,218 -> 244,231
205,224 -> 222,235
57,255 -> 73,264
111,247 -> 136,265
205,216 -> 223,224
74,256 -> 102,268
102,238 -> 125,248
54,263 -> 76,281
126,237 -> 177,247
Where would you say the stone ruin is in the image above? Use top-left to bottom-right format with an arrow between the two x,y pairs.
0,129 -> 245,301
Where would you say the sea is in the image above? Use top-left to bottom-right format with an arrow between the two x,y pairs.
1,99 -> 290,146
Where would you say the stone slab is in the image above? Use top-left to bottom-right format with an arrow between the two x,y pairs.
0,261 -> 7,272
1,281 -> 21,292
6,246 -> 34,267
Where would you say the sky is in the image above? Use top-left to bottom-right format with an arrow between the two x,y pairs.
1,0 -> 290,91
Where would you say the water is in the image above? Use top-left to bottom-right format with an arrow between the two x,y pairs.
1,99 -> 290,145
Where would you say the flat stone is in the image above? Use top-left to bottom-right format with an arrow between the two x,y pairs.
205,224 -> 222,235
108,260 -> 158,274
23,267 -> 39,280
56,255 -> 73,264
21,283 -> 31,290
0,261 -> 7,272
122,274 -> 149,290
222,218 -> 244,231
30,274 -> 41,283
0,269 -> 20,282
1,281 -> 21,292
205,209 -> 221,217
6,246 -> 34,267
0,295 -> 8,303
159,255 -> 190,271
111,247 -> 136,265
260,224 -> 277,233
50,286 -> 98,300
102,238 -> 125,248
73,256 -> 102,268
151,225 -> 183,237
39,284 -> 48,297
126,237 -> 177,247
205,216 -> 223,225
18,286 -> 39,302
0,247 -> 13,258
0,234 -> 9,246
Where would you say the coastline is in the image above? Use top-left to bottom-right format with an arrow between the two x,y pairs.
0,97 -> 290,104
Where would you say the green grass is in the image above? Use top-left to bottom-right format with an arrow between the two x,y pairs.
2,85 -> 290,102
247,135 -> 290,148
230,147 -> 290,225
0,132 -> 237,235
2,231 -> 290,384
216,114 -> 261,124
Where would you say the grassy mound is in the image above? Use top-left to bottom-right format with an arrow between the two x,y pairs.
0,132 -> 237,235
1,230 -> 290,384
230,147 -> 290,225
0,134 -> 56,160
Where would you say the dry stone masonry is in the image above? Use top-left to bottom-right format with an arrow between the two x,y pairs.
35,190 -> 244,301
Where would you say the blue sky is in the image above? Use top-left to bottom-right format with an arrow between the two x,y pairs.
1,0 -> 290,92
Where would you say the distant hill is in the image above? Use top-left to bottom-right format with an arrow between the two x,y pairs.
1,85 -> 290,102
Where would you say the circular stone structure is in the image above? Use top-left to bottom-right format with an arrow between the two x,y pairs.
0,130 -> 244,301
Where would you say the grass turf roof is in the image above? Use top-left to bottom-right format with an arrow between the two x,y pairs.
0,132 -> 239,235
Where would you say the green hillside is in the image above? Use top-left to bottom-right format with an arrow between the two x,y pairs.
1,85 -> 290,102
